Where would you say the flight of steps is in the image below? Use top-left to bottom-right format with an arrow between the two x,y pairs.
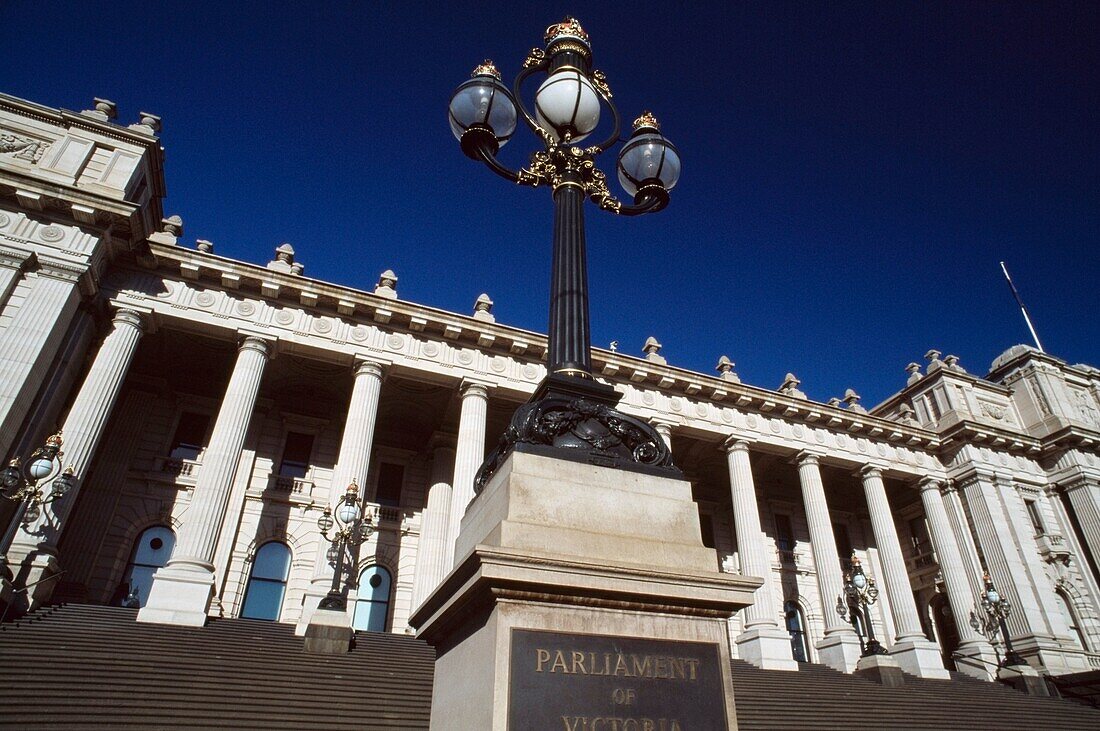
730,658 -> 1100,730
0,604 -> 435,729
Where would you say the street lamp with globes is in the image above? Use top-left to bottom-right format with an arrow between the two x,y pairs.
315,481 -> 375,611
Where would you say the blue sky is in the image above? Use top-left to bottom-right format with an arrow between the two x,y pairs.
5,2 -> 1097,406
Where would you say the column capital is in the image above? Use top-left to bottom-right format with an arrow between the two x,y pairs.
917,476 -> 943,494
352,357 -> 386,380
722,435 -> 752,454
238,334 -> 274,358
459,378 -> 491,399
111,306 -> 148,332
792,449 -> 823,467
856,463 -> 886,480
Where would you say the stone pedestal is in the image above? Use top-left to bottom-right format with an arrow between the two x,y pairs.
855,653 -> 906,688
303,606 -> 354,654
410,449 -> 759,731
136,563 -> 215,627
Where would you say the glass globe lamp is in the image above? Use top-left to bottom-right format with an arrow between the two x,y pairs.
27,457 -> 54,481
337,500 -> 361,526
449,61 -> 517,157
852,571 -> 867,591
617,112 -> 681,196
535,69 -> 601,143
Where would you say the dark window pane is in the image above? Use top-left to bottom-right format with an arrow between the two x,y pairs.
833,523 -> 853,566
241,579 -> 286,621
169,412 -> 210,460
774,514 -> 793,552
278,432 -> 314,478
375,463 -> 404,507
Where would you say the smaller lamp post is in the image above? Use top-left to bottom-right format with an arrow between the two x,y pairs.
2,431 -> 76,528
969,572 -> 1026,667
837,552 -> 886,657
316,481 -> 375,611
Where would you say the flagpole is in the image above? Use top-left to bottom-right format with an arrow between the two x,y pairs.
1000,261 -> 1045,353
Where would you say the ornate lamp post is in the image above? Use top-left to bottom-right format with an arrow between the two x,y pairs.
969,572 -> 1026,667
448,18 -> 682,490
2,432 -> 76,529
837,553 -> 886,657
315,482 -> 375,611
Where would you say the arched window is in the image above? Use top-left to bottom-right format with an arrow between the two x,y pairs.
120,526 -> 175,607
784,600 -> 810,663
240,542 -> 291,621
1057,590 -> 1089,651
352,565 -> 392,633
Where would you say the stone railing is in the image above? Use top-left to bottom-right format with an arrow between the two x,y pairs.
152,456 -> 201,484
1036,533 -> 1071,563
268,475 -> 313,496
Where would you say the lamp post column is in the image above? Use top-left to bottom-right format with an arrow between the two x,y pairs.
795,451 -> 862,672
139,334 -> 273,626
919,478 -> 997,680
3,306 -> 147,609
725,438 -> 797,670
859,465 -> 949,678
447,381 -> 489,569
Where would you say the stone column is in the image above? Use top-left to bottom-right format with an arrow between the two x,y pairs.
0,246 -> 30,314
139,335 -> 273,626
725,438 -> 797,670
296,358 -> 385,633
0,265 -> 83,460
942,481 -> 986,596
445,380 -> 489,570
919,478 -> 997,680
652,420 -> 673,450
859,465 -> 949,678
1064,479 -> 1100,585
411,438 -> 457,611
957,471 -> 1049,644
2,307 -> 147,608
794,451 -> 862,672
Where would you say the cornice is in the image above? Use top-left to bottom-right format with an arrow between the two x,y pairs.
0,93 -> 161,151
139,242 -> 942,452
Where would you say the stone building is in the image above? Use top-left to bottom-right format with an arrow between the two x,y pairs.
2,90 -> 1099,687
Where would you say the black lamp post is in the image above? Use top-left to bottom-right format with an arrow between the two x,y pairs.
316,482 -> 375,611
837,553 -> 887,657
448,18 -> 682,491
2,431 -> 76,528
970,571 -> 1027,667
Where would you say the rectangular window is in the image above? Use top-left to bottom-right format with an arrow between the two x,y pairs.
169,412 -> 211,461
774,514 -> 794,552
1025,500 -> 1046,536
375,463 -> 404,507
278,432 -> 315,479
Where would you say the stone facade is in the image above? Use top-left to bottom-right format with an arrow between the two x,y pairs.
2,92 -> 1099,681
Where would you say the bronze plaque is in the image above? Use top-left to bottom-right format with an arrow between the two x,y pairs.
508,629 -> 728,731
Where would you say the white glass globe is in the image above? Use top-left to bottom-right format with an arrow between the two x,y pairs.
28,457 -> 53,480
987,589 -> 1000,604
448,77 -> 517,146
852,572 -> 867,590
617,132 -> 682,196
337,501 -> 361,525
535,69 -> 601,143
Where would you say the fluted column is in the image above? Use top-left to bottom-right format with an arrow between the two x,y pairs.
446,380 -> 489,570
0,266 -> 82,460
3,307 -> 147,608
919,478 -> 997,680
795,451 -> 861,672
652,420 -> 673,450
411,439 -> 456,610
139,334 -> 272,626
1064,479 -> 1100,586
860,465 -> 950,678
725,438 -> 797,670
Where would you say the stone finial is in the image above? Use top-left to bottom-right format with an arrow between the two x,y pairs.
266,243 -> 299,274
148,215 -> 183,245
643,337 -> 666,364
196,239 -> 214,253
716,355 -> 740,383
943,354 -> 966,373
82,97 -> 118,122
906,362 -> 924,386
925,349 -> 943,373
129,111 -> 162,135
827,397 -> 842,407
609,340 -> 619,352
472,293 -> 495,322
897,403 -> 919,426
779,373 -> 807,400
291,262 -> 305,275
843,388 -> 868,413
375,269 -> 398,299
